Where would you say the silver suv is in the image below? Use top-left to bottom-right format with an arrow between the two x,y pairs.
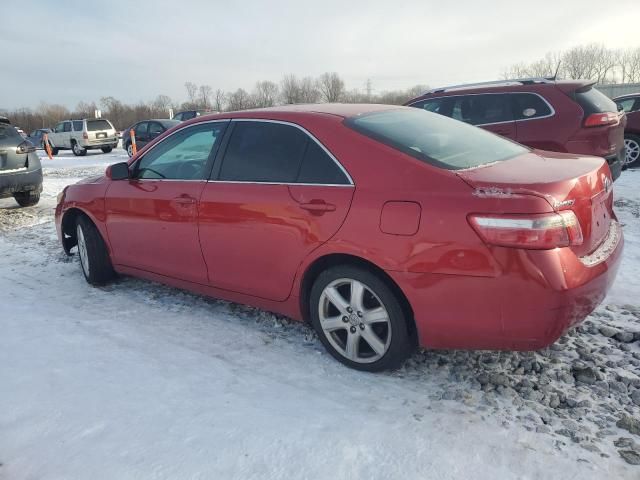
47,118 -> 118,156
0,117 -> 42,207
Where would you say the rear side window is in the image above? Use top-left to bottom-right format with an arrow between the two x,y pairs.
0,124 -> 21,140
346,108 -> 528,170
410,98 -> 450,114
450,94 -> 512,125
298,141 -> 349,185
616,98 -> 639,113
573,87 -> 617,115
511,93 -> 553,120
135,122 -> 148,135
63,122 -> 72,132
87,119 -> 112,131
219,121 -> 308,183
73,120 -> 83,131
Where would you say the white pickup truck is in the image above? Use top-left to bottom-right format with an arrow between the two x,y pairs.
46,118 -> 118,156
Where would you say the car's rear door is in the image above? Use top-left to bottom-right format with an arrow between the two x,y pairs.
198,119 -> 354,301
104,121 -> 228,284
450,93 -> 516,139
134,122 -> 149,148
510,92 -> 556,150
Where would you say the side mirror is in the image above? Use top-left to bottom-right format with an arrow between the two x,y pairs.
106,162 -> 130,181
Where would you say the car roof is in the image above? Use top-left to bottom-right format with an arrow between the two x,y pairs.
199,103 -> 402,121
613,93 -> 640,101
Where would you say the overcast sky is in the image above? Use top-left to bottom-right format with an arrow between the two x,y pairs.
2,0 -> 639,109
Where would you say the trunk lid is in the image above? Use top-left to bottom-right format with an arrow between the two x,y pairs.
457,150 -> 614,257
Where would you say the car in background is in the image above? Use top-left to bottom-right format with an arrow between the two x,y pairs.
405,78 -> 626,180
172,110 -> 215,121
122,119 -> 181,157
1,117 -> 42,207
46,118 -> 118,156
15,128 -> 28,139
27,128 -> 53,148
614,93 -> 640,167
56,104 -> 622,371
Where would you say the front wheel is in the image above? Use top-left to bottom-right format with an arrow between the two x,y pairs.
309,265 -> 413,371
624,134 -> 640,168
101,146 -> 113,153
13,191 -> 40,207
75,215 -> 116,285
126,142 -> 133,157
72,141 -> 87,156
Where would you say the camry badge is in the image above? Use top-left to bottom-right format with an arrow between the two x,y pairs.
603,175 -> 612,194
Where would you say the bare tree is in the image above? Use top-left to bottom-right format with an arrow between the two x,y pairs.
198,85 -> 213,109
317,72 -> 345,102
152,94 -> 173,112
184,82 -> 198,106
253,81 -> 279,107
299,76 -> 321,103
226,88 -> 253,111
213,89 -> 226,112
280,74 -> 302,104
618,47 -> 640,83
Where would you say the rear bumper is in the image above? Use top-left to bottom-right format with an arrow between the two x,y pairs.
0,168 -> 43,198
389,221 -> 624,351
605,148 -> 624,180
82,140 -> 118,149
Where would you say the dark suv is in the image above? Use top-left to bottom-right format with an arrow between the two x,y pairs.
405,78 -> 626,180
614,93 -> 640,167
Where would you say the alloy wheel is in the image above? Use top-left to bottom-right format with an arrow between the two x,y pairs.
318,278 -> 392,364
76,224 -> 90,276
625,138 -> 640,166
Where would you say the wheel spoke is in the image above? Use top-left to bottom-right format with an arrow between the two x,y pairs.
350,280 -> 365,311
320,315 -> 346,332
344,331 -> 360,360
361,327 -> 386,356
324,286 -> 349,314
362,307 -> 389,325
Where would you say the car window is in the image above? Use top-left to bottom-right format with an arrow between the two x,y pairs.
149,122 -> 164,136
346,108 -> 528,170
298,140 -> 350,185
63,122 -> 72,132
135,122 -> 148,135
219,121 -> 308,183
450,94 -> 512,125
574,87 -> 617,114
73,120 -> 83,131
54,122 -> 64,133
0,124 -> 21,140
182,112 -> 196,121
134,122 -> 226,180
410,98 -> 450,115
173,113 -> 183,121
616,98 -> 636,113
511,93 -> 553,120
87,119 -> 112,131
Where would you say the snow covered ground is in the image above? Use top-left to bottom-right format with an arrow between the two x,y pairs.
1,149 -> 639,479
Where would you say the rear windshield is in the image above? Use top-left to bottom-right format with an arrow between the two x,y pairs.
346,108 -> 528,170
0,124 -> 21,140
574,87 -> 618,115
86,119 -> 113,131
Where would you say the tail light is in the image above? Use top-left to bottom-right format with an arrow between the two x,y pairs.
16,141 -> 36,154
584,112 -> 619,128
468,211 -> 583,250
83,132 -> 89,139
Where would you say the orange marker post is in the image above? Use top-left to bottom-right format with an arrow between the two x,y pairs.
130,129 -> 137,156
43,133 -> 53,159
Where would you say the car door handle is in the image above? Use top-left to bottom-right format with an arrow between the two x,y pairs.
172,195 -> 197,205
299,201 -> 336,213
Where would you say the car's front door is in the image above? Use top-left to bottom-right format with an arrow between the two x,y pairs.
62,121 -> 73,148
198,120 -> 354,301
104,121 -> 228,284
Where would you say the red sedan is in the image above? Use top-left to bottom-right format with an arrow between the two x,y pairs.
55,104 -> 623,371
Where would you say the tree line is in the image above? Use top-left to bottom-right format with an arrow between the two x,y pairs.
503,44 -> 640,84
1,72 -> 427,132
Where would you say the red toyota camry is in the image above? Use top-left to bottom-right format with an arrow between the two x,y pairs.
55,104 -> 623,371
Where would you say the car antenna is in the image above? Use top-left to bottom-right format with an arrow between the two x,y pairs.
551,61 -> 562,81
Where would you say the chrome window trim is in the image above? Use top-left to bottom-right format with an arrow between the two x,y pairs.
224,118 -> 354,186
408,92 -> 556,127
207,180 -> 353,188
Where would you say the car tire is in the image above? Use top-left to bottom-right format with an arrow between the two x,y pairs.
126,142 -> 133,157
46,141 -> 59,155
13,191 -> 40,207
101,147 -> 113,153
624,134 -> 640,168
75,215 -> 116,286
309,265 -> 413,371
72,141 -> 87,157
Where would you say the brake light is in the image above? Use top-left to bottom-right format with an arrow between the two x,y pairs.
83,132 -> 88,139
468,211 -> 583,250
584,112 -> 618,128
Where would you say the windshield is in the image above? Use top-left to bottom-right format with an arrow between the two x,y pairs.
346,108 -> 528,170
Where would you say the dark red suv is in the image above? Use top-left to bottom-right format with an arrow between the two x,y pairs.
405,78 -> 626,180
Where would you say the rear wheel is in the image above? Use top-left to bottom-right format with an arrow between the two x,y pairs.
126,142 -> 133,157
75,215 -> 115,285
101,146 -> 113,153
72,141 -> 87,157
309,265 -> 413,371
624,134 -> 640,168
13,191 -> 40,207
